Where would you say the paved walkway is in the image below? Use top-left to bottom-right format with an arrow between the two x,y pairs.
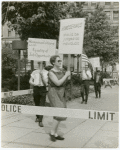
1,85 -> 119,148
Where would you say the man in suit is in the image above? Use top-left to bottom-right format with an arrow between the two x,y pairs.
81,67 -> 92,104
94,70 -> 103,98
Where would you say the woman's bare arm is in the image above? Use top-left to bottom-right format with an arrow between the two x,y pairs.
49,71 -> 70,86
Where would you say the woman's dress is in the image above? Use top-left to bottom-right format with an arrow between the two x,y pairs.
48,68 -> 67,121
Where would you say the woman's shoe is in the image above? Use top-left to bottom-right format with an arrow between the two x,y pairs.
55,136 -> 64,140
49,134 -> 56,142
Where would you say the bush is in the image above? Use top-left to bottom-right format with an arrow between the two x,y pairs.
2,71 -> 95,104
2,84 -> 95,105
2,68 -> 15,79
2,71 -> 31,91
2,94 -> 34,105
65,74 -> 82,87
102,72 -> 111,78
65,84 -> 94,101
71,74 -> 82,85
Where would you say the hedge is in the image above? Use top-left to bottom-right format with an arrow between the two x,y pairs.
2,85 -> 95,105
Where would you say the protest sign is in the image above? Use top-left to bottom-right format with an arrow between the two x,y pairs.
28,38 -> 56,61
59,18 -> 85,54
89,57 -> 100,68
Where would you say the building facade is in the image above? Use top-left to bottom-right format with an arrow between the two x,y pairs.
83,1 -> 119,41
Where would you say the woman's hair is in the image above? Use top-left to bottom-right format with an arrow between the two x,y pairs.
50,55 -> 60,66
44,65 -> 53,71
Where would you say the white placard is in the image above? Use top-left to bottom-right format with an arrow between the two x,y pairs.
59,18 -> 85,54
28,38 -> 56,61
89,57 -> 100,68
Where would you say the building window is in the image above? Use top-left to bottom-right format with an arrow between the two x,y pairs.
91,2 -> 96,7
8,29 -> 11,37
83,2 -> 88,6
113,11 -> 119,20
105,2 -> 111,6
113,2 -> 119,6
105,11 -> 111,20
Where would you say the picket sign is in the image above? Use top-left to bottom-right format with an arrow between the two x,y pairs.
59,18 -> 85,54
1,103 -> 118,122
28,38 -> 56,61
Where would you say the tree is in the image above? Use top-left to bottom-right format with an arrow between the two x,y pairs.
83,5 -> 119,63
2,42 -> 32,91
2,2 -> 118,64
2,42 -> 17,90
2,42 -> 18,74
2,2 -> 85,43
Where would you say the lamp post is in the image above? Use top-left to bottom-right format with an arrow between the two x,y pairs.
23,50 -> 27,75
12,40 -> 27,90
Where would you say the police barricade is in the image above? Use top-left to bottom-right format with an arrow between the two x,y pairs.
1,89 -> 33,98
1,90 -> 118,122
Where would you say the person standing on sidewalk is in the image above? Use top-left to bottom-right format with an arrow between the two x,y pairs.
81,67 -> 92,104
94,70 -> 103,98
29,62 -> 47,127
48,55 -> 70,142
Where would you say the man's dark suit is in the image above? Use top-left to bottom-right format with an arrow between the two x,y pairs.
94,71 -> 103,98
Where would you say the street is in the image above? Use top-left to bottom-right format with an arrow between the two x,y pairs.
1,85 -> 119,148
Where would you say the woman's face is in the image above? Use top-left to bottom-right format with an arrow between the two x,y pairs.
54,57 -> 62,68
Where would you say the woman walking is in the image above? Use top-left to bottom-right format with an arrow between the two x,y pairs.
48,55 -> 70,142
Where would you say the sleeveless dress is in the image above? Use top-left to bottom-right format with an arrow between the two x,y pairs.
48,68 -> 67,121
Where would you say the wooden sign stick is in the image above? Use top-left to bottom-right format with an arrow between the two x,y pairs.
67,54 -> 72,100
80,54 -> 82,80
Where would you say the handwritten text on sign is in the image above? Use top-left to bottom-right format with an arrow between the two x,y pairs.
1,104 -> 118,122
59,18 -> 85,54
28,38 -> 56,61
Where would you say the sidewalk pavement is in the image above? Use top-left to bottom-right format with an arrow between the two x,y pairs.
1,85 -> 119,148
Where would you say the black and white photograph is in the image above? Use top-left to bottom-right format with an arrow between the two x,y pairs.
1,1 -> 119,148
